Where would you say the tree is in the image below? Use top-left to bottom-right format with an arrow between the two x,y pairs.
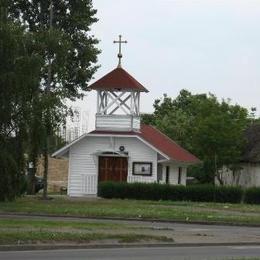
0,1 -> 42,200
8,0 -> 100,198
142,90 -> 249,183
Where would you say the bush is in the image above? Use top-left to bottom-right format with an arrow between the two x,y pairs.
19,174 -> 27,196
0,151 -> 18,201
244,187 -> 260,204
214,185 -> 243,203
184,185 -> 215,202
98,182 -> 243,204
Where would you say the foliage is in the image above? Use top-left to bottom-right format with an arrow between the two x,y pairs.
6,0 -> 100,197
0,3 -> 43,200
142,90 -> 249,183
8,0 -> 100,96
242,122 -> 260,163
0,151 -> 17,201
1,0 -> 99,199
98,182 -> 243,204
244,187 -> 260,204
19,174 -> 28,196
213,185 -> 243,203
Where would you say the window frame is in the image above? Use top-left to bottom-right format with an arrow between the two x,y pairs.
132,162 -> 153,176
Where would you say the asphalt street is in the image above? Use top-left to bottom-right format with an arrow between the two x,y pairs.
1,213 -> 260,244
1,246 -> 260,260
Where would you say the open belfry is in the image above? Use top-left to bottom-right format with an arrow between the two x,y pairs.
91,35 -> 148,132
53,36 -> 199,197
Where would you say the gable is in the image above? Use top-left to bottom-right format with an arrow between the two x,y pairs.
52,133 -> 168,160
52,124 -> 200,165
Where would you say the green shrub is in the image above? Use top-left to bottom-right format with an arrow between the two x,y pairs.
0,151 -> 18,201
214,185 -> 243,203
98,182 -> 243,203
244,187 -> 260,204
19,174 -> 28,196
185,185 -> 215,202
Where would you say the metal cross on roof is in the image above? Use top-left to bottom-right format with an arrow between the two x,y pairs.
113,35 -> 127,68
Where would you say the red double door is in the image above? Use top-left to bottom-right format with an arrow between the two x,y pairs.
98,156 -> 128,182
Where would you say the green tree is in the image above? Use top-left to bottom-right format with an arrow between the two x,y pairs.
0,1 -> 42,200
142,90 -> 249,183
8,0 -> 100,198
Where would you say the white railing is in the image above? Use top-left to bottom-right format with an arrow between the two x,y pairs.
127,175 -> 156,183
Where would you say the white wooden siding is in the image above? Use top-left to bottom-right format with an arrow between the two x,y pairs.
160,164 -> 187,185
216,163 -> 260,187
69,137 -> 109,196
181,168 -> 187,185
68,136 -> 157,196
115,137 -> 157,183
96,115 -> 140,131
132,117 -> 140,130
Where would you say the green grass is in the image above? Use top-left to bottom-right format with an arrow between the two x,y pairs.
1,196 -> 260,225
0,218 -> 173,245
0,230 -> 173,244
0,219 -> 126,230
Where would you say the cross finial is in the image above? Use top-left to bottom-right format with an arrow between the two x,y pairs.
113,35 -> 127,68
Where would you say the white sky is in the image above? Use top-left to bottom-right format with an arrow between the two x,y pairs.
73,0 -> 260,131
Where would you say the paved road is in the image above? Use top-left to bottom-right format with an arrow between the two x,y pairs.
1,213 -> 260,244
1,246 -> 260,260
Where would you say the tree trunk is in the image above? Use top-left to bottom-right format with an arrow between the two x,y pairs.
216,172 -> 224,186
27,166 -> 36,195
27,155 -> 37,195
42,136 -> 49,199
42,1 -> 53,200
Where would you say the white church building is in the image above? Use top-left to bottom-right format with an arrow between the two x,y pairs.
53,36 -> 200,197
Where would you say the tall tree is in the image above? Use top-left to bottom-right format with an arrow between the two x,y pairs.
142,90 -> 249,183
8,0 -> 100,198
0,0 -> 42,200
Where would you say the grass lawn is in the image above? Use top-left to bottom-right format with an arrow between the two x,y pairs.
0,218 -> 173,245
1,196 -> 260,225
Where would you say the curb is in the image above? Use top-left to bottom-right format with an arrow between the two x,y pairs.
2,242 -> 260,251
1,212 -> 260,227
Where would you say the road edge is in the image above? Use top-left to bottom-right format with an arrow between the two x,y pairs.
1,242 -> 260,251
1,212 -> 260,227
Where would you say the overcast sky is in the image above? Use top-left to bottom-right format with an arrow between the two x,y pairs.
74,0 -> 260,131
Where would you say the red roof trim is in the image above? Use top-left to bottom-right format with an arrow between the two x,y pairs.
88,67 -> 149,92
90,124 -> 200,164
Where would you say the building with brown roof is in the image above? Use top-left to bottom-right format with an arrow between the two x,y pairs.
53,37 -> 200,196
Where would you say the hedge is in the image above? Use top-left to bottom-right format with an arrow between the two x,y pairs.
98,182 -> 243,204
244,187 -> 260,204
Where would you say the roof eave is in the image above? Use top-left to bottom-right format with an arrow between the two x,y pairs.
158,158 -> 202,165
87,86 -> 149,93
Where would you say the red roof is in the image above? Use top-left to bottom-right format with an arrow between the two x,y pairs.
88,67 -> 149,92
90,124 -> 200,164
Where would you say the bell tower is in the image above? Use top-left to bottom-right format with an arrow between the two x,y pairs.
88,35 -> 148,132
